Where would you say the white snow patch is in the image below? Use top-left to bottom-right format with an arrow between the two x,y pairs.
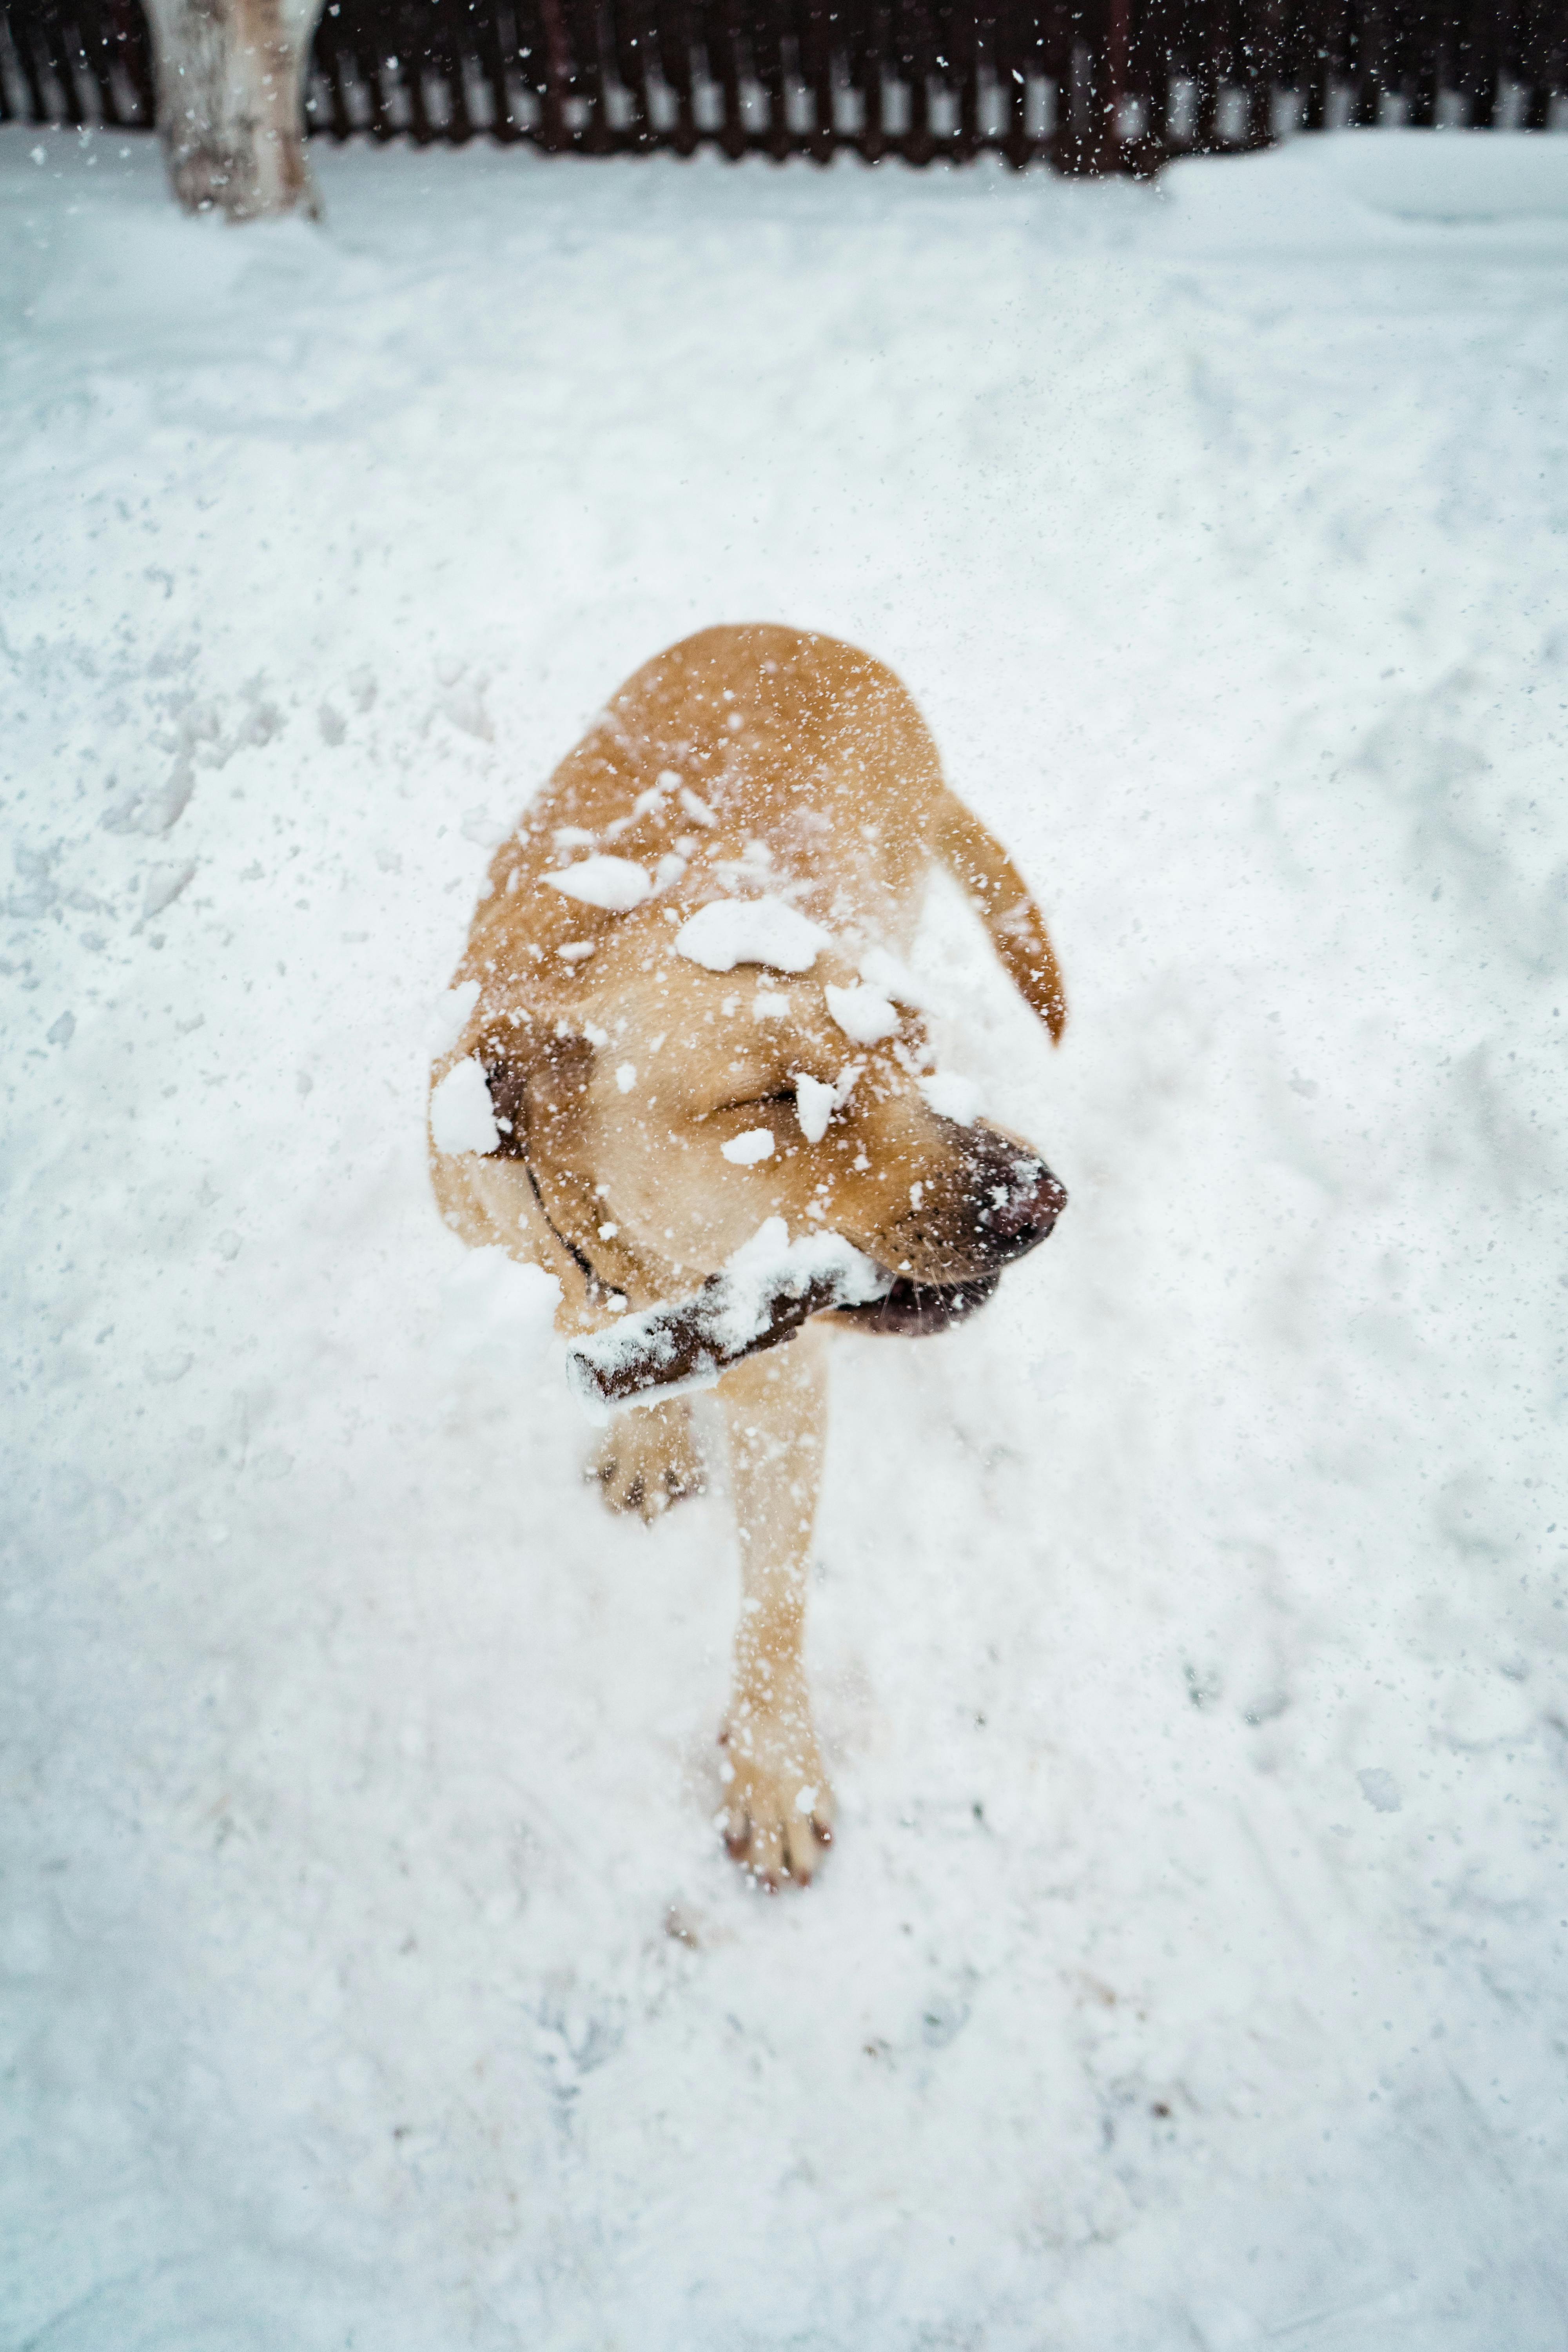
720,1127 -> 775,1165
1358,1768 -> 1403,1814
428,977 -> 480,1057
428,1055 -> 501,1155
673,895 -> 827,973
825,980 -> 901,1045
714,840 -> 776,891
543,855 -> 652,910
459,805 -> 507,848
143,859 -> 197,920
708,1218 -> 886,1352
793,1072 -> 837,1144
860,944 -> 933,1009
440,1246 -> 561,1379
918,1070 -> 983,1125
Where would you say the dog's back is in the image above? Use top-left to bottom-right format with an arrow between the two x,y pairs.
466,625 -> 1063,1036
547,622 -> 944,886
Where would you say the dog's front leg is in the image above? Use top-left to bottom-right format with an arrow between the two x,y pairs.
590,1398 -> 706,1522
717,1326 -> 834,1889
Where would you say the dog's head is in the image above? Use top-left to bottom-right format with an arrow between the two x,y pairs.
458,894 -> 1064,1341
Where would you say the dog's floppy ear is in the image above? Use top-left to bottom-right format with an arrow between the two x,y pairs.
429,1001 -> 605,1321
476,1014 -> 595,1164
480,1040 -> 530,1160
935,792 -> 1067,1043
478,1013 -> 611,1284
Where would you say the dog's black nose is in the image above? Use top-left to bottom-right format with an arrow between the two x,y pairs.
969,1134 -> 1067,1264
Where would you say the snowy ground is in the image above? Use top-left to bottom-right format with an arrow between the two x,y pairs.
4,120 -> 1568,2350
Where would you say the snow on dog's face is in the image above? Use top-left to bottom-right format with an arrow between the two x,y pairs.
462,898 -> 1065,1335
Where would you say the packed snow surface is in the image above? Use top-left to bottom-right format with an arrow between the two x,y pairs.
3,123 -> 1568,2351
429,974 -> 481,1056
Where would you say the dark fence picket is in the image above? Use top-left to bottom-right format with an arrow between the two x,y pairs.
2,0 -> 1563,166
2,0 -> 154,127
1524,0 -> 1568,119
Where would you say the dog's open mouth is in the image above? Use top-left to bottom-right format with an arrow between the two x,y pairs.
834,1273 -> 1000,1337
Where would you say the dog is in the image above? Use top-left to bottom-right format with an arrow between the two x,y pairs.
428,624 -> 1066,1888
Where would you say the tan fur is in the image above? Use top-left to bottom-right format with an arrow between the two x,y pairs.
430,625 -> 1065,1888
590,1397 -> 705,1520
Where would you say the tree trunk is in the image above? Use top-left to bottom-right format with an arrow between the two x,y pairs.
143,0 -> 323,220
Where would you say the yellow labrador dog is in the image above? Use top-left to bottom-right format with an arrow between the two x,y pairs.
429,625 -> 1066,1888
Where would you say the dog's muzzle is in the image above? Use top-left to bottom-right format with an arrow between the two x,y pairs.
970,1142 -> 1069,1264
838,1139 -> 1067,1337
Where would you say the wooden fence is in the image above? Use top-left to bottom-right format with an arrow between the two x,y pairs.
3,0 -> 1566,171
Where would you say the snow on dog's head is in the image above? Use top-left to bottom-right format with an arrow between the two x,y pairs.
431,889 -> 1065,1342
672,895 -> 827,973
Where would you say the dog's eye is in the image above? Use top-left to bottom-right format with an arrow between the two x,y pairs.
715,1082 -> 804,1120
714,1088 -> 794,1115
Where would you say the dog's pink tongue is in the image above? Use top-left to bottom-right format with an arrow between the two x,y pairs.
566,1223 -> 889,1414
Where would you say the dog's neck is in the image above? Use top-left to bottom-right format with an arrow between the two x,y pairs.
516,1116 -> 677,1329
481,1041 -> 668,1323
520,1153 -> 601,1299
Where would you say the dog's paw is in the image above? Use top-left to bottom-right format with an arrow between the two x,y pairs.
590,1400 -> 706,1524
717,1707 -> 835,1891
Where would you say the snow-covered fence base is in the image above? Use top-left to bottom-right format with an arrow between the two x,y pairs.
4,0 -> 1566,170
